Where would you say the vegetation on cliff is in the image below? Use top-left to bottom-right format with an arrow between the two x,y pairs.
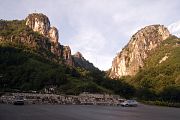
127,36 -> 180,103
0,15 -> 179,105
0,20 -> 135,98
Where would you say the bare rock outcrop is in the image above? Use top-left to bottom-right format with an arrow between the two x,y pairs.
0,13 -> 95,68
63,46 -> 73,66
25,13 -> 73,66
109,25 -> 170,78
26,13 -> 50,36
25,13 -> 59,45
49,27 -> 59,44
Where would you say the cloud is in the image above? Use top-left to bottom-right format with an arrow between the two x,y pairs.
168,21 -> 180,37
71,28 -> 105,53
69,27 -> 108,69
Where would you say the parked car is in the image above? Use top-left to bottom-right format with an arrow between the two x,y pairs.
121,100 -> 138,107
13,96 -> 24,105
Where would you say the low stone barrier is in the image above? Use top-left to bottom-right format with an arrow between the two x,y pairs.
0,93 -> 124,106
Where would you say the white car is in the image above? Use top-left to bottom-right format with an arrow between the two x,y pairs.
121,100 -> 138,107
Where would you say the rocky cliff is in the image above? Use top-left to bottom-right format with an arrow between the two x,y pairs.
0,19 -> 51,55
109,25 -> 170,78
0,13 -> 98,69
0,13 -> 110,94
26,13 -> 50,36
25,13 -> 73,66
25,13 -> 99,69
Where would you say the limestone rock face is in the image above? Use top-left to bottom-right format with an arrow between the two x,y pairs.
26,13 -> 59,44
109,25 -> 170,78
25,13 -> 73,66
63,46 -> 73,66
0,19 -> 51,52
1,13 -> 97,68
49,27 -> 59,44
50,43 -> 62,57
26,13 -> 50,36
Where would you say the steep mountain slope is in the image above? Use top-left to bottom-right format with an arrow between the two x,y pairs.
72,52 -> 99,71
109,25 -> 170,78
0,13 -> 98,70
130,36 -> 180,102
108,24 -> 180,102
0,13 -> 135,97
25,13 -> 98,70
134,36 -> 180,87
25,13 -> 73,65
0,13 -> 102,93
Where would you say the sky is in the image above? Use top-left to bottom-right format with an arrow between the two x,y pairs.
0,0 -> 180,70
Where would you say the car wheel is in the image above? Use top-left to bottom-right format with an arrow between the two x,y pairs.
125,104 -> 129,107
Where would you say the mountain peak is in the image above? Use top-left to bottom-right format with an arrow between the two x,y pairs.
72,52 -> 98,71
25,13 -> 50,36
132,24 -> 170,41
109,24 -> 170,78
25,13 -> 59,44
74,52 -> 84,59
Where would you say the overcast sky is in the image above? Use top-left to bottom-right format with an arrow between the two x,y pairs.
0,0 -> 180,70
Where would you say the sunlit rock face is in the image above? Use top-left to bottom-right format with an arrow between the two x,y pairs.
25,13 -> 73,66
63,46 -> 73,66
109,25 -> 170,78
49,27 -> 59,44
26,13 -> 50,36
26,13 -> 59,44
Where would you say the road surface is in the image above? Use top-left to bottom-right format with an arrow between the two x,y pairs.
0,104 -> 180,120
